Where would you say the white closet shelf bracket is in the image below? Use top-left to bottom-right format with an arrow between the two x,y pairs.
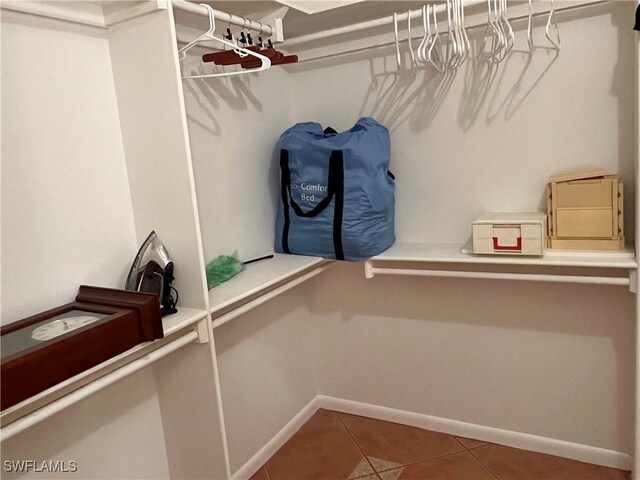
0,330 -> 200,442
630,270 -> 638,293
172,0 -> 284,42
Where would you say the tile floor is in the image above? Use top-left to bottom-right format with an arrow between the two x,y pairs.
249,409 -> 631,480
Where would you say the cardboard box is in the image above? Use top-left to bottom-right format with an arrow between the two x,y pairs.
473,212 -> 546,256
547,169 -> 624,250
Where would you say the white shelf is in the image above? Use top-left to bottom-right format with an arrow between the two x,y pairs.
162,306 -> 208,336
209,254 -> 331,328
0,307 -> 208,430
365,242 -> 638,288
372,242 -> 637,268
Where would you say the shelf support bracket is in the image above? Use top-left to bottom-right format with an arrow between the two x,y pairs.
630,270 -> 638,293
194,318 -> 210,344
364,261 -> 374,279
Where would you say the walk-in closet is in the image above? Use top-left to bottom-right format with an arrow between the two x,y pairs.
1,0 -> 638,479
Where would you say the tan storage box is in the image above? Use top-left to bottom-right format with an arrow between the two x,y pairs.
472,212 -> 546,256
547,169 -> 624,250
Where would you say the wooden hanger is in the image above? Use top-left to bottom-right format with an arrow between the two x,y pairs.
202,35 -> 297,68
241,54 -> 297,69
203,45 -> 281,65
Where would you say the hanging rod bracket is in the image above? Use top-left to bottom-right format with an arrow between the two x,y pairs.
194,318 -> 210,343
275,18 -> 285,43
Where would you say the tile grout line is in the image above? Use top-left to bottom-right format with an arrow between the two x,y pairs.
453,436 -> 469,451
452,436 -> 501,480
467,445 -> 502,480
333,411 -> 380,478
453,436 -> 491,451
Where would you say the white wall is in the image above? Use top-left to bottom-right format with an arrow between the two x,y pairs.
108,8 -> 213,310
309,263 -> 635,453
1,11 -> 138,324
1,368 -> 170,480
213,285 -> 320,473
180,42 -> 294,264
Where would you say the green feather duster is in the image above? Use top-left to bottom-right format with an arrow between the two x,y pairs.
206,253 -> 245,290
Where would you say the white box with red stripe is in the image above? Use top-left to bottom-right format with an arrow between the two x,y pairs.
472,212 -> 547,256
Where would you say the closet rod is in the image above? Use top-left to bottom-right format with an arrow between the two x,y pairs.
0,330 -> 199,441
367,268 -> 631,287
172,0 -> 282,41
295,0 -> 609,63
285,0 -> 606,48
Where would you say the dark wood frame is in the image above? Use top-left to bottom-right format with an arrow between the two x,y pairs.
1,286 -> 163,411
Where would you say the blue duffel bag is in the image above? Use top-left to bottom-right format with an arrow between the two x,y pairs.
275,117 -> 395,261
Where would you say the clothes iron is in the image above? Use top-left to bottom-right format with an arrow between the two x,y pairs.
125,231 -> 178,316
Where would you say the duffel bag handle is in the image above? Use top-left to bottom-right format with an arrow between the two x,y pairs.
279,149 -> 343,218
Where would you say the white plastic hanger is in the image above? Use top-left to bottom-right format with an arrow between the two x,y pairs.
527,0 -> 534,52
492,0 -> 507,58
481,0 -> 504,63
499,0 -> 514,54
418,5 -> 438,68
178,4 -> 271,80
427,5 -> 445,72
448,0 -> 465,69
407,10 -> 417,72
417,5 -> 429,64
444,0 -> 455,68
393,12 -> 402,73
545,0 -> 561,49
459,0 -> 471,61
445,0 -> 464,69
454,0 -> 470,68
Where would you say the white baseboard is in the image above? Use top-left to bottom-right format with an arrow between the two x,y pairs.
316,395 -> 632,471
232,394 -> 632,479
230,396 -> 321,480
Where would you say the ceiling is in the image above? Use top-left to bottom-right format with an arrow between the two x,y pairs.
275,0 -> 367,15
